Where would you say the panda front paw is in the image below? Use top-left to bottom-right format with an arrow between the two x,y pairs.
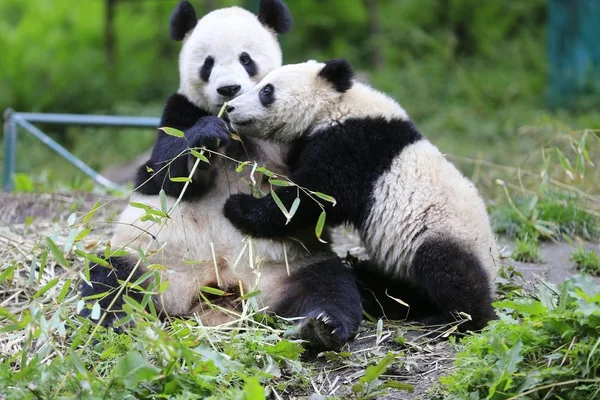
186,116 -> 231,151
223,193 -> 261,234
297,311 -> 354,351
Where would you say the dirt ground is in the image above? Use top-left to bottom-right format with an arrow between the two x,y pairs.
1,192 -> 598,399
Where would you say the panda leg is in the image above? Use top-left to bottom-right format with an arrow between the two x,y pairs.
410,238 -> 496,332
79,256 -> 148,327
273,257 -> 363,351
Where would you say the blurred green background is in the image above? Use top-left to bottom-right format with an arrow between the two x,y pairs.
0,0 -> 599,193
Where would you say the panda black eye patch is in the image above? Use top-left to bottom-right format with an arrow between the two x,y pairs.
200,56 -> 214,82
259,84 -> 275,107
239,52 -> 258,77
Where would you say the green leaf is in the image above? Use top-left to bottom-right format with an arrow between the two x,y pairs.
190,149 -> 210,163
83,200 -> 100,223
0,265 -> 15,284
113,352 -> 160,389
63,229 -> 78,253
160,127 -> 184,138
256,166 -> 274,177
46,237 -> 68,267
271,190 -> 291,221
130,201 -> 150,210
200,286 -> 228,296
32,278 -> 60,300
69,349 -> 89,378
57,279 -> 72,303
315,211 -> 327,243
313,191 -> 337,206
74,227 -> 92,242
495,299 -> 547,315
269,179 -> 293,187
362,352 -> 395,384
383,381 -> 414,392
265,340 -> 304,361
90,302 -> 101,320
243,377 -> 266,400
159,189 -> 168,213
288,197 -> 301,221
240,290 -> 261,300
169,176 -> 192,182
236,161 -> 250,173
75,250 -> 109,267
67,212 -> 77,226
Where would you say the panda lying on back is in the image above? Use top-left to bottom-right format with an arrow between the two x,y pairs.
81,2 -> 362,351
224,59 -> 500,331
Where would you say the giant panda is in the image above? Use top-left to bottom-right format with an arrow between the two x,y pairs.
80,3 -> 362,351
223,59 -> 501,332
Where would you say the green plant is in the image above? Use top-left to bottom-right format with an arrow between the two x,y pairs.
435,275 -> 600,399
511,233 -> 540,263
570,245 -> 600,276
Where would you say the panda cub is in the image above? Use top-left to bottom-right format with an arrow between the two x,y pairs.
224,59 -> 500,331
80,2 -> 362,351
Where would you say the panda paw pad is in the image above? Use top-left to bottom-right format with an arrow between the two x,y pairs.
298,311 -> 352,351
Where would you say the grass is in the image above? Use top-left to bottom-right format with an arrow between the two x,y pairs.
570,245 -> 600,277
510,234 -> 540,263
433,275 -> 600,400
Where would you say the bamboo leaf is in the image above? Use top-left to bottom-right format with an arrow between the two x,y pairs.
269,179 -> 293,187
315,211 -> 327,243
313,191 -> 337,206
169,176 -> 192,183
82,200 -> 100,223
200,286 -> 229,296
33,277 -> 60,300
159,189 -> 168,213
190,149 -> 210,163
46,237 -> 68,267
130,202 -> 150,210
160,127 -> 184,138
288,197 -> 301,221
271,190 -> 291,221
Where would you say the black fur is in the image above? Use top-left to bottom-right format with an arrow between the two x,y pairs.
224,116 -> 496,331
258,0 -> 292,34
240,52 -> 258,77
267,257 -> 362,350
80,254 -> 362,350
170,1 -> 198,41
318,59 -> 354,93
79,256 -> 147,327
409,238 -> 496,331
135,93 -> 235,198
224,117 -> 422,236
200,56 -> 214,82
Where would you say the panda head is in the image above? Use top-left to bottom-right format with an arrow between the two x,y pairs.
172,0 -> 292,114
226,59 -> 355,142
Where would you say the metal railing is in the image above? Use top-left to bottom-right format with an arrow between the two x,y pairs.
2,109 -> 160,192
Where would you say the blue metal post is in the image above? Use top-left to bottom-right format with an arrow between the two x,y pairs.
3,109 -> 17,192
12,115 -> 124,192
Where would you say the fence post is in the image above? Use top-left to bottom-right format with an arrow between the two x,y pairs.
3,109 -> 17,192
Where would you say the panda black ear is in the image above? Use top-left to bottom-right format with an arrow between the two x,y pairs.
258,0 -> 292,34
318,59 -> 355,93
170,1 -> 198,41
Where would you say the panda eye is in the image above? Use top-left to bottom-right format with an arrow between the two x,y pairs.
200,56 -> 215,82
260,84 -> 273,96
259,84 -> 275,107
239,52 -> 251,65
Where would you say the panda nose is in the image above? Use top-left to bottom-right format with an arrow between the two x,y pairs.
217,85 -> 241,97
227,106 -> 235,113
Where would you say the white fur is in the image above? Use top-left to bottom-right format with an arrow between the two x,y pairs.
113,142 -> 327,323
363,140 -> 499,282
227,60 -> 500,283
227,60 -> 409,141
179,7 -> 282,114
